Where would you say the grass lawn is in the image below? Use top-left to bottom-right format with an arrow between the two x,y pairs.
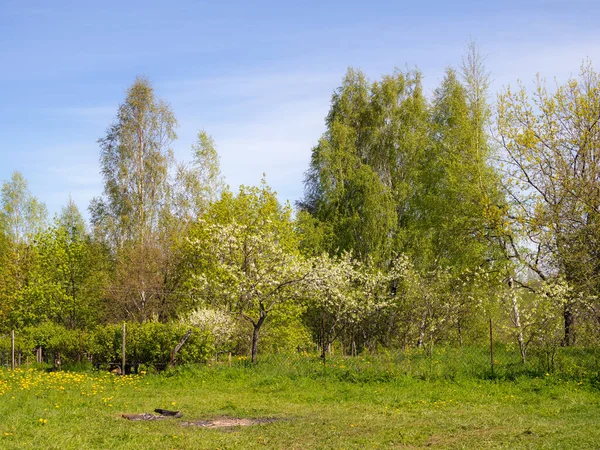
1,360 -> 599,449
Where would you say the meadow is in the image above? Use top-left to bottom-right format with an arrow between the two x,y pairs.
1,353 -> 600,449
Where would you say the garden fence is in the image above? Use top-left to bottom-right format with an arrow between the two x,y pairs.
1,322 -> 600,381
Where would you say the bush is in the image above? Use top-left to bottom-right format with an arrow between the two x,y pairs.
126,322 -> 214,367
19,323 -> 86,364
9,322 -> 214,370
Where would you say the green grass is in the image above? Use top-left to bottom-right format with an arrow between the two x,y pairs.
1,357 -> 600,449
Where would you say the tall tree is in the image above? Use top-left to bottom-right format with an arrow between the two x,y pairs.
301,62 -> 502,272
462,38 -> 491,165
497,61 -> 600,344
0,172 -> 48,329
1,200 -> 109,329
0,171 -> 47,245
301,68 -> 428,266
40,202 -> 108,328
91,76 -> 177,247
299,58 -> 505,348
173,130 -> 225,222
58,196 -> 88,240
91,76 -> 178,322
416,67 -> 502,271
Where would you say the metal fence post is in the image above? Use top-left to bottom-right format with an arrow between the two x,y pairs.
122,322 -> 126,375
489,318 -> 495,377
11,330 -> 15,370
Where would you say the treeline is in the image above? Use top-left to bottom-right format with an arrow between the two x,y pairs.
1,45 -> 600,364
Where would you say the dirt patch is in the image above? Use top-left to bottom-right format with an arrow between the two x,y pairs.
181,417 -> 279,428
122,410 -> 280,428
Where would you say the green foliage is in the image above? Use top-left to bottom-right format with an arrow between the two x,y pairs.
91,76 -> 177,246
8,322 -> 214,369
125,322 -> 214,367
302,68 -> 424,266
183,181 -> 309,362
259,306 -> 313,354
87,323 -> 121,364
173,130 -> 225,222
90,77 -> 188,322
30,215 -> 108,328
417,68 -> 503,271
298,50 -> 508,352
5,57 -> 600,367
0,172 -> 49,330
0,171 -> 47,245
498,61 -> 600,344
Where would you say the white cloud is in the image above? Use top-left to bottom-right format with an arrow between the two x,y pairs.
164,69 -> 335,205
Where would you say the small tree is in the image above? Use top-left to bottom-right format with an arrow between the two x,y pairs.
304,252 -> 390,359
184,182 -> 310,363
502,277 -> 570,365
180,307 -> 238,355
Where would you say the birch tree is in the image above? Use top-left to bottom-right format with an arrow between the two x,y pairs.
91,76 -> 178,322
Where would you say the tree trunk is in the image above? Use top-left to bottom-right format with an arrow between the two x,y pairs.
563,301 -> 575,346
250,314 -> 267,364
509,277 -> 526,364
417,311 -> 427,348
320,310 -> 327,361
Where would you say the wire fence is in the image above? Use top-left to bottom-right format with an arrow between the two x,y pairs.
217,345 -> 600,381
1,326 -> 600,381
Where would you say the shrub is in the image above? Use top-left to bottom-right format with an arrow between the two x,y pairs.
9,322 -> 214,370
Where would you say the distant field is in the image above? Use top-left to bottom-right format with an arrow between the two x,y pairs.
1,358 -> 600,449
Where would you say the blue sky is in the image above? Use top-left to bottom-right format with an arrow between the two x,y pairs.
1,0 -> 600,221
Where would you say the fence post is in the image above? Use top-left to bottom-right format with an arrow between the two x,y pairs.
489,318 -> 495,377
11,330 -> 15,370
122,322 -> 126,376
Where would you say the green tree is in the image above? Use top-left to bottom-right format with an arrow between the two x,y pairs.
301,68 -> 428,266
0,172 -> 48,329
173,130 -> 226,222
497,61 -> 600,344
91,77 -> 179,322
91,76 -> 177,247
3,201 -> 109,329
0,171 -> 47,244
415,67 -> 502,271
304,252 -> 390,359
183,182 -> 309,363
58,196 -> 88,240
300,55 -> 506,348
38,202 -> 109,328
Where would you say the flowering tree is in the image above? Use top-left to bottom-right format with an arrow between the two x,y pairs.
387,255 -> 497,349
180,307 -> 239,354
305,252 -> 389,359
502,277 -> 571,364
183,183 -> 310,363
497,63 -> 600,344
